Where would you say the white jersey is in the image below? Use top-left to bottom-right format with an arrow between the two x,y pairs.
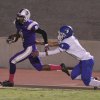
59,36 -> 93,60
39,35 -> 93,60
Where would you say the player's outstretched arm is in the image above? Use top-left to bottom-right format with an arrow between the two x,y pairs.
32,47 -> 61,58
48,41 -> 58,47
35,40 -> 44,45
39,47 -> 61,57
36,40 -> 58,47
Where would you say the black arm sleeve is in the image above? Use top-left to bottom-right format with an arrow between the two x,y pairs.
35,28 -> 48,44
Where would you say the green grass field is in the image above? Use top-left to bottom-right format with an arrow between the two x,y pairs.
0,87 -> 100,100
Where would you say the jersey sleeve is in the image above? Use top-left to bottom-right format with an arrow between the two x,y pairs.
59,43 -> 70,52
39,47 -> 61,57
35,28 -> 48,44
27,21 -> 39,31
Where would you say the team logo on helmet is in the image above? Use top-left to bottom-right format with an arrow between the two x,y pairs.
16,8 -> 31,24
58,25 -> 73,42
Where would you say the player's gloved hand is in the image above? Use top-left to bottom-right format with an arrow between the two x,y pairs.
6,35 -> 16,44
6,34 -> 20,44
44,44 -> 49,52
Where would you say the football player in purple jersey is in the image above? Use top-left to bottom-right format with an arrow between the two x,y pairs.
1,9 -> 70,87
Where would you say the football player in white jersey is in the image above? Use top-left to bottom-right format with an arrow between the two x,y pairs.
35,25 -> 100,87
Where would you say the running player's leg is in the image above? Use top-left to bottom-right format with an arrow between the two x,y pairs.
29,55 -> 62,71
2,46 -> 32,86
9,49 -> 30,82
29,55 -> 70,76
29,55 -> 43,71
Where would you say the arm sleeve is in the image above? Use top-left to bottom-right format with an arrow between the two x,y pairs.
35,28 -> 48,44
39,48 -> 61,57
27,21 -> 48,44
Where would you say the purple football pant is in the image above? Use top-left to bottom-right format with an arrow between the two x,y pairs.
9,46 -> 43,74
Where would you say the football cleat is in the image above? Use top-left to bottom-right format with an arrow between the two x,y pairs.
93,77 -> 99,90
60,63 -> 70,76
0,80 -> 14,87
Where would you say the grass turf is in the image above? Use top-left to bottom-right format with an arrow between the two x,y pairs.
0,87 -> 100,100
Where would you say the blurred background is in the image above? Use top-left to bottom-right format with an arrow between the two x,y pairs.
0,0 -> 100,40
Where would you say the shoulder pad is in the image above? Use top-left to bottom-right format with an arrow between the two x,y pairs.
59,43 -> 70,50
27,21 -> 39,30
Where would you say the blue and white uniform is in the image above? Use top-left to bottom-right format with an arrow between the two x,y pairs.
39,25 -> 97,86
59,36 -> 93,60
59,36 -> 94,86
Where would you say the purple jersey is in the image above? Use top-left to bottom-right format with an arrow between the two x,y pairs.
15,19 -> 39,48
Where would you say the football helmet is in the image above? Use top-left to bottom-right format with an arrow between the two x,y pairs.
58,25 -> 73,42
16,8 -> 31,24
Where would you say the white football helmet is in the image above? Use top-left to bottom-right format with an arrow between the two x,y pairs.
16,8 -> 31,23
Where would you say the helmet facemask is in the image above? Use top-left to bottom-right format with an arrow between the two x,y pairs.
57,25 -> 73,43
57,31 -> 66,43
16,15 -> 25,24
16,9 -> 31,24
